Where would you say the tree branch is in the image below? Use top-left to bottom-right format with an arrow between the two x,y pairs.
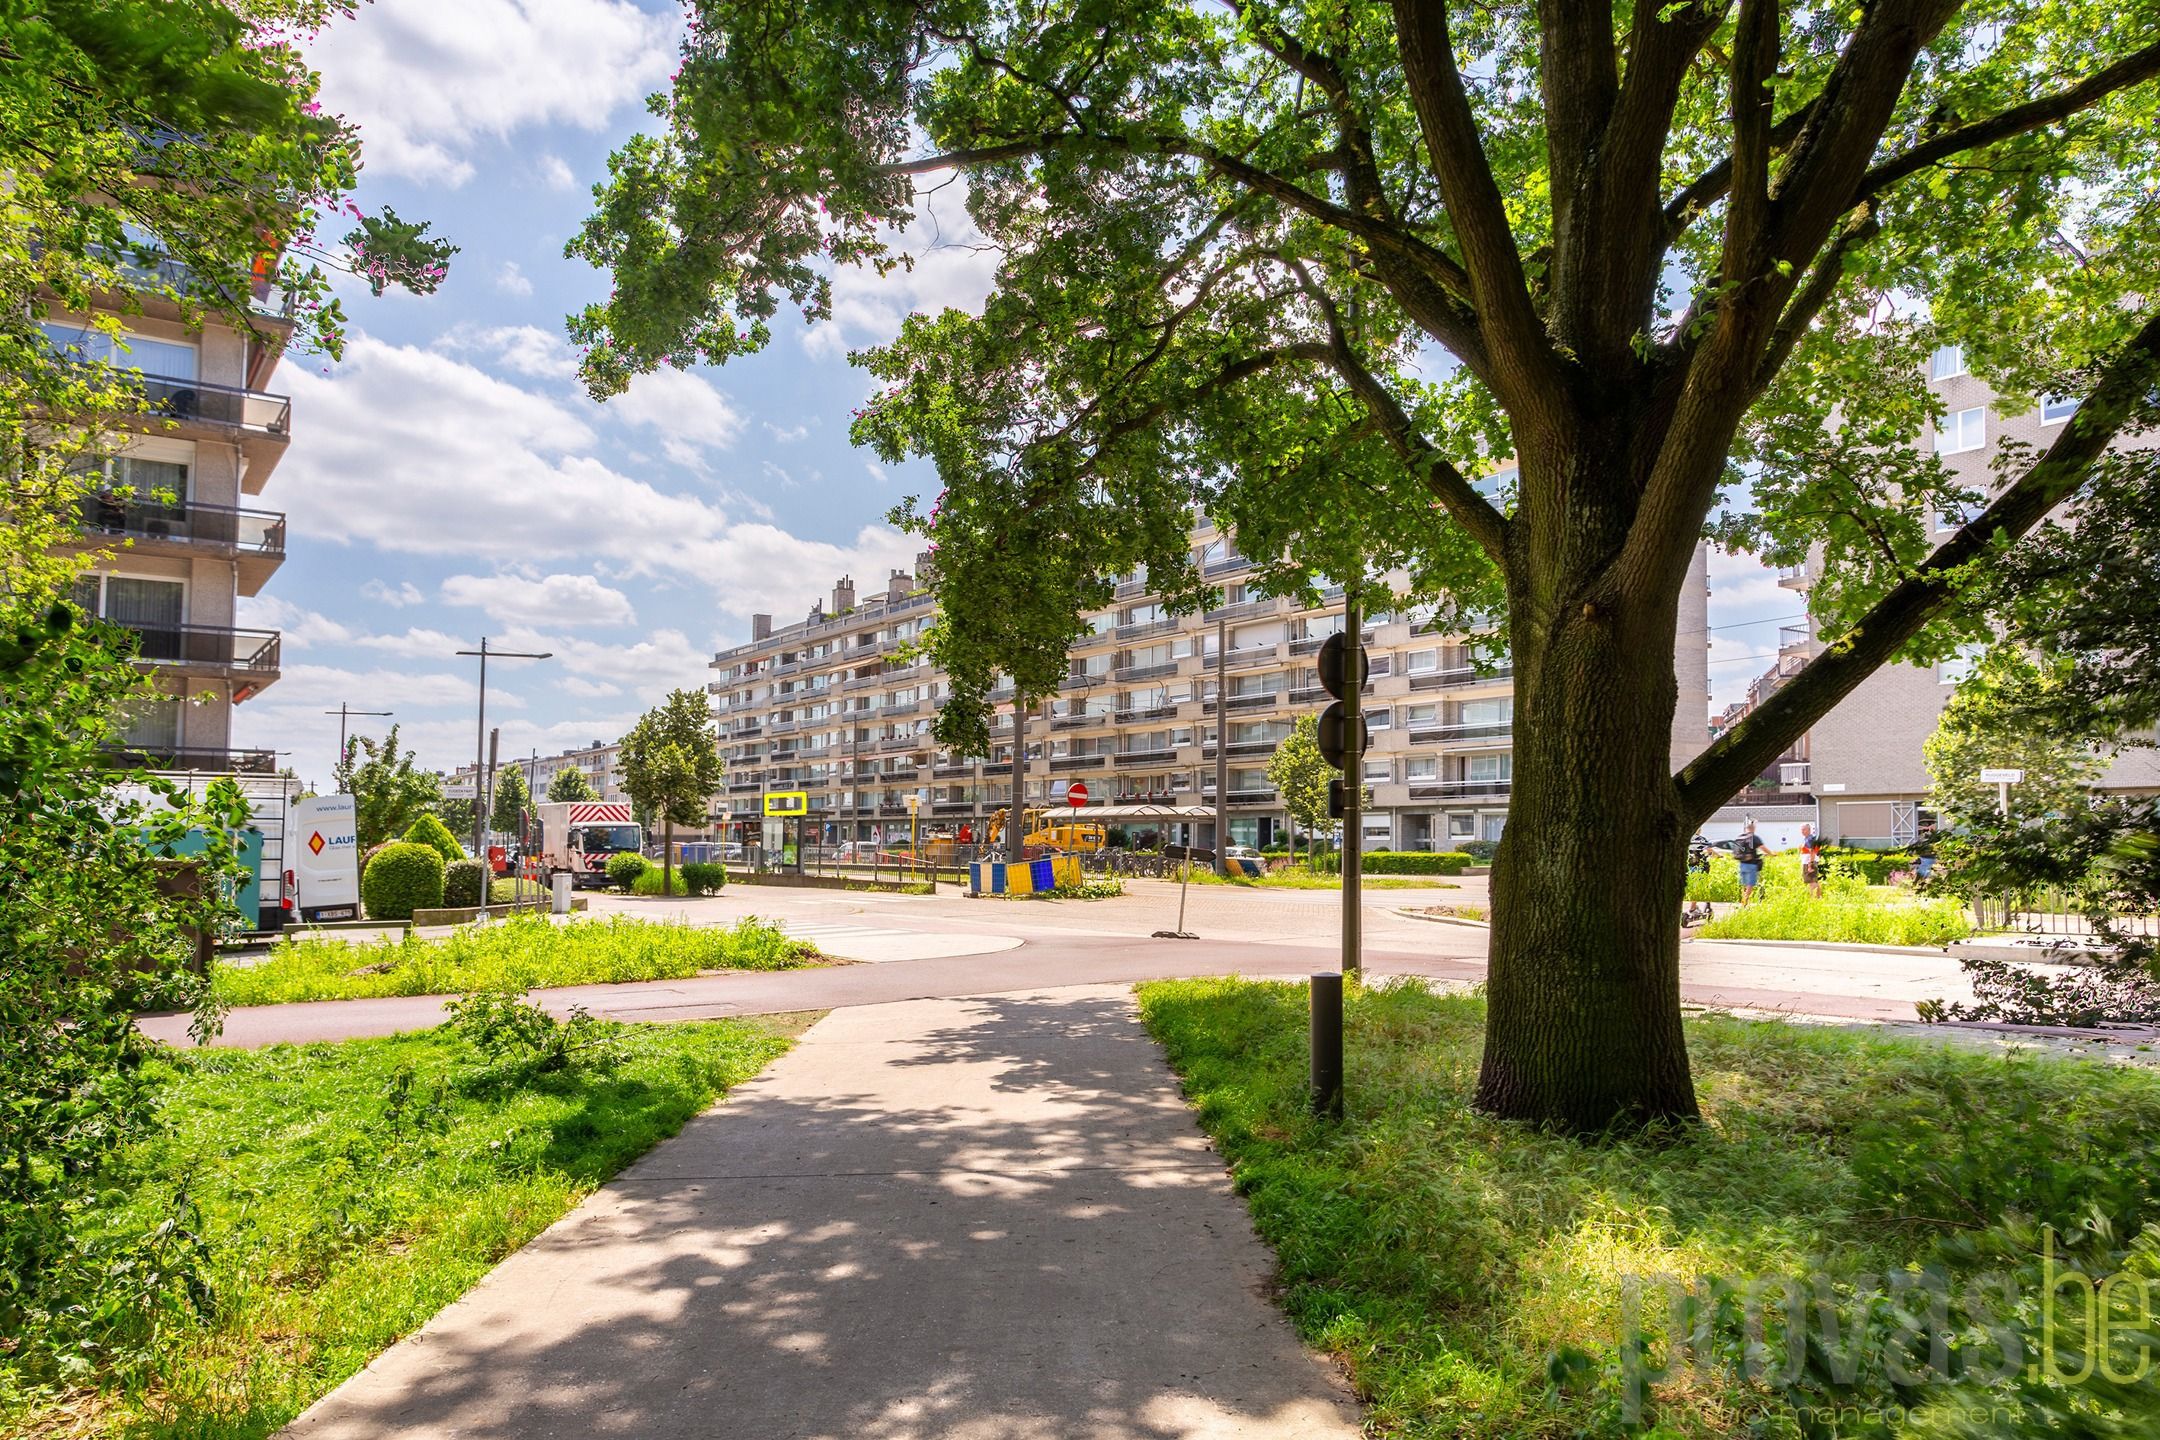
1854,39 -> 2160,203
1675,309 -> 2160,824
1661,106 -> 1813,242
1389,0 -> 1559,408
1753,202 -> 1881,388
1722,0 -> 1780,271
1286,258 -> 1512,564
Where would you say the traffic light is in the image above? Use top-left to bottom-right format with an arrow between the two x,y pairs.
1318,630 -> 1368,819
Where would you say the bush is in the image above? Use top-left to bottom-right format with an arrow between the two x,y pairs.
1362,850 -> 1475,876
1698,889 -> 1974,945
631,865 -> 688,896
442,859 -> 487,909
403,812 -> 465,864
604,851 -> 649,892
445,988 -> 621,1075
1822,845 -> 1917,885
361,841 -> 446,921
1457,839 -> 1500,861
679,860 -> 727,895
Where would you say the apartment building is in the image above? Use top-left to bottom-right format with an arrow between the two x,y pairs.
43,259 -> 290,773
1765,343 -> 2160,846
709,532 -> 1712,851
449,740 -> 630,809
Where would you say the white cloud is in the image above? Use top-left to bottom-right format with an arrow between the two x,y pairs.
362,578 -> 426,608
441,571 -> 638,628
539,153 -> 576,191
865,460 -> 889,484
561,676 -> 622,699
763,421 -> 808,443
310,0 -> 678,187
494,261 -> 535,297
280,336 -> 923,621
438,323 -> 577,379
805,177 -> 1003,359
605,368 -> 745,466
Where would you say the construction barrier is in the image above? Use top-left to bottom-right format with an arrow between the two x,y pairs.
968,855 -> 1083,896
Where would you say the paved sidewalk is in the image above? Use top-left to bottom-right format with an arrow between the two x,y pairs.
282,987 -> 1362,1440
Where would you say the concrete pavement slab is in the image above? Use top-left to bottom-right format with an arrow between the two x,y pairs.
280,987 -> 1362,1440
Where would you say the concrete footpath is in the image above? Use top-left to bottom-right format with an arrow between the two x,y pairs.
282,986 -> 1363,1440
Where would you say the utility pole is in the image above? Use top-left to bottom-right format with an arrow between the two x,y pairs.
1312,592 -> 1368,1119
1213,617 -> 1228,871
325,703 -> 392,777
455,637 -> 552,860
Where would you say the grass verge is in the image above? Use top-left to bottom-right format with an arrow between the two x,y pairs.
1138,977 -> 2160,1437
3,1015 -> 798,1439
214,914 -> 819,1007
1696,890 -> 1973,946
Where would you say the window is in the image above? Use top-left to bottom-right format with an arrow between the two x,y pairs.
1406,756 -> 1438,780
1459,697 -> 1513,727
2041,394 -> 2080,425
39,322 -> 199,380
1934,407 -> 1985,455
1406,649 -> 1438,674
1929,344 -> 1966,382
119,694 -> 182,750
1448,813 -> 1475,837
1475,465 -> 1518,502
1938,643 -> 1984,686
1466,754 -> 1513,782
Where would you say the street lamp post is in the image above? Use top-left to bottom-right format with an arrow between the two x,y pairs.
325,703 -> 393,776
456,638 -> 552,917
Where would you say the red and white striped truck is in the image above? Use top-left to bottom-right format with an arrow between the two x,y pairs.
532,801 -> 643,889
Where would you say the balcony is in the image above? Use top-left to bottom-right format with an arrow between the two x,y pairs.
726,778 -> 760,794
1407,722 -> 1513,747
1114,578 -> 1149,599
1114,661 -> 1179,683
1777,562 -> 1810,590
932,799 -> 977,815
1203,739 -> 1280,759
885,700 -> 923,717
1202,692 -> 1283,713
1061,670 -> 1108,690
766,717 -> 799,735
1779,623 -> 1813,654
1115,616 -> 1179,640
77,497 -> 287,595
1211,644 -> 1282,670
882,733 -> 927,752
1202,555 -> 1251,578
1048,753 -> 1109,772
1114,703 -> 1180,723
117,622 -> 280,687
1407,777 -> 1514,802
933,759 -> 979,778
1114,750 -> 1181,769
1200,786 -> 1278,806
97,373 -> 293,491
1779,760 -> 1812,788
1204,597 -> 1275,623
1408,664 -> 1515,691
1051,711 -> 1112,730
103,744 -> 277,775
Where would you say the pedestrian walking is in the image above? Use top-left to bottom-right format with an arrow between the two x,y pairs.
1913,823 -> 1937,881
1731,822 -> 1770,906
1798,822 -> 1825,899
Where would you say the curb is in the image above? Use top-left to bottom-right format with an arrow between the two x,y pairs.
1688,937 -> 1951,957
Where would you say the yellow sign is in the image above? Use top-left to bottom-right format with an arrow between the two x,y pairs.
763,791 -> 809,817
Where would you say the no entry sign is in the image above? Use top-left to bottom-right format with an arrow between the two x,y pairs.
1066,781 -> 1090,807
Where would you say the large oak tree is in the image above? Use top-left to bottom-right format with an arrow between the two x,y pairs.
572,0 -> 2160,1129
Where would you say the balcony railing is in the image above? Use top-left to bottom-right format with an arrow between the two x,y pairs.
120,372 -> 291,437
1115,616 -> 1179,640
933,760 -> 978,778
1408,664 -> 1514,691
1202,556 -> 1250,577
1407,777 -> 1514,801
1114,578 -> 1149,598
1777,562 -> 1810,588
1051,711 -> 1112,729
103,745 -> 277,775
1202,692 -> 1283,713
1114,750 -> 1180,768
1114,661 -> 1179,682
1203,739 -> 1280,758
1779,623 -> 1813,652
1204,597 -> 1275,622
1407,722 -> 1513,747
1048,754 -> 1109,772
115,621 -> 279,672
1780,761 -> 1812,788
79,496 -> 286,555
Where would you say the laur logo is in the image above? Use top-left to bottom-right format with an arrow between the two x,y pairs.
308,831 -> 326,856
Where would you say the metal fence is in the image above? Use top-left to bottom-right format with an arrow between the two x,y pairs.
1974,887 -> 2160,941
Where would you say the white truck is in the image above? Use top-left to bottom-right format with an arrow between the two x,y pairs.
532,801 -> 643,889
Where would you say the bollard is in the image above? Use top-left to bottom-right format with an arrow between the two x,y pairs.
551,871 -> 572,915
1309,972 -> 1344,1120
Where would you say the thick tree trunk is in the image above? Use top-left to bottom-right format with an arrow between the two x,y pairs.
1475,573 -> 1701,1131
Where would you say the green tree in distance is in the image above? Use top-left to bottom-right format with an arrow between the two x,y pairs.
547,765 -> 599,802
618,689 -> 725,897
1925,648 -> 2106,829
573,1 -> 2160,1129
1265,715 -> 1334,866
491,763 -> 531,838
335,725 -> 443,850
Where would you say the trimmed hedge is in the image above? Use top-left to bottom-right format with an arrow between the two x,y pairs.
404,812 -> 465,864
631,866 -> 689,896
442,858 -> 488,908
605,851 -> 649,892
680,861 -> 727,896
361,841 -> 446,921
1363,850 -> 1475,876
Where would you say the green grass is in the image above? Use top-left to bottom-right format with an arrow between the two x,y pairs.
1138,978 -> 2160,1438
5,1015 -> 802,1439
214,915 -> 820,1007
1696,889 -> 1974,946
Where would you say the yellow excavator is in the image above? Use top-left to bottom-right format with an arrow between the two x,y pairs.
987,806 -> 1108,855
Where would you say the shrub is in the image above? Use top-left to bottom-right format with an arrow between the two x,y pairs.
631,865 -> 688,896
442,859 -> 487,909
1697,890 -> 1974,946
1362,850 -> 1475,876
1822,845 -> 1917,885
604,851 -> 649,892
679,860 -> 727,895
1457,839 -> 1500,861
361,842 -> 446,921
445,988 -> 621,1075
404,812 -> 465,864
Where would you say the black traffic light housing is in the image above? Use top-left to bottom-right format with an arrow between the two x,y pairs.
1316,631 -> 1369,772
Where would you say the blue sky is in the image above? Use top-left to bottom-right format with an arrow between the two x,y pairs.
235,0 -> 1793,788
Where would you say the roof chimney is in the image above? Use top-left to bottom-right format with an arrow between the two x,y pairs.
832,575 -> 856,613
751,613 -> 772,641
915,549 -> 937,586
887,567 -> 911,602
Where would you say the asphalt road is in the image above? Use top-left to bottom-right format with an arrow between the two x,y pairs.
143,877 -> 1983,1049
